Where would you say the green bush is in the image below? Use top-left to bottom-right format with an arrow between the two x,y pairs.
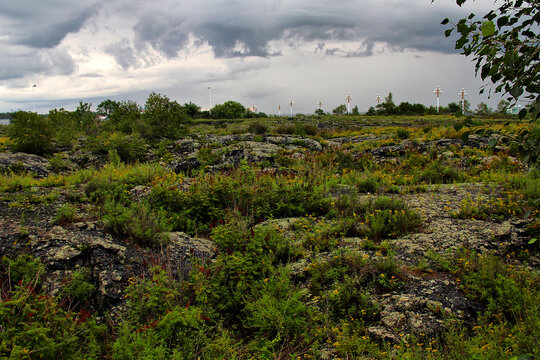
396,127 -> 411,139
0,255 -> 104,359
335,152 -> 374,171
54,203 -> 78,225
8,111 -> 55,155
248,121 -> 268,135
48,108 -> 79,147
140,92 -> 189,140
106,100 -> 142,134
63,269 -> 95,302
357,176 -> 379,193
1,254 -> 44,285
275,123 -> 295,134
361,208 -> 422,241
48,153 -> 71,173
211,101 -> 246,119
330,196 -> 422,240
149,165 -> 330,235
417,161 -> 464,184
102,200 -> 171,246
244,275 -> 308,340
88,132 -> 148,163
294,123 -> 318,136
123,266 -> 182,323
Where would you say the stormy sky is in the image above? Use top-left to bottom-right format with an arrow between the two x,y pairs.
0,0 -> 503,114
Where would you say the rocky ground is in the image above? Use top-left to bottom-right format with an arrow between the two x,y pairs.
0,133 -> 536,346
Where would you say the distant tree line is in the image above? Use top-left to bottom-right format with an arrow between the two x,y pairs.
5,93 -> 267,157
359,92 -> 512,116
313,92 -> 511,117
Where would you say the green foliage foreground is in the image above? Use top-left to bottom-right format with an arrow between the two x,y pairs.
1,115 -> 539,359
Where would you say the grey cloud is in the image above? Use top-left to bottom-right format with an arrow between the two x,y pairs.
0,2 -> 100,49
0,47 -> 76,81
105,40 -> 141,70
325,48 -> 339,56
345,40 -> 375,58
0,0 -> 477,78
79,73 -> 104,78
195,24 -> 276,58
18,7 -> 98,48
133,14 -> 189,58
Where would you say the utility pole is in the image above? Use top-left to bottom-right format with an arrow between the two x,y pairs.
433,86 -> 443,113
459,88 -> 467,113
289,100 -> 294,117
208,86 -> 212,114
345,94 -> 352,114
32,84 -> 37,113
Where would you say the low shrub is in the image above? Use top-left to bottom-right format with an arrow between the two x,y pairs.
396,127 -> 411,139
248,121 -> 268,135
417,161 -> 464,184
54,203 -> 78,225
62,268 -> 95,303
48,153 -> 71,173
357,176 -> 379,193
102,200 -> 171,246
0,255 -> 105,359
451,193 -> 524,220
87,132 -> 148,163
1,254 -> 44,285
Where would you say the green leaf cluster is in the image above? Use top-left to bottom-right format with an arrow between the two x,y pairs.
442,0 -> 539,119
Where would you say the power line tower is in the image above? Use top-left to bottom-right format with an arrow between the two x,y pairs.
32,84 -> 37,113
433,86 -> 443,113
208,86 -> 212,114
459,88 -> 467,113
289,100 -> 294,117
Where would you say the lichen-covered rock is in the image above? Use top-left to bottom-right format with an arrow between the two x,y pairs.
220,141 -> 281,167
166,231 -> 215,260
0,151 -> 50,178
169,157 -> 202,172
370,273 -> 482,342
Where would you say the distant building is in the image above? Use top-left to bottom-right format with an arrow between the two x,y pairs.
0,119 -> 10,125
506,104 -> 523,115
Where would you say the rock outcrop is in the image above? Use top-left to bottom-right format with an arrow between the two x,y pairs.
0,152 -> 50,178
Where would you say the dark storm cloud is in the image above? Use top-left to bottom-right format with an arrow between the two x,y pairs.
0,1 -> 100,81
0,1 -> 100,49
133,14 -> 189,58
18,7 -> 98,48
116,0 -> 467,68
0,0 -> 476,77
